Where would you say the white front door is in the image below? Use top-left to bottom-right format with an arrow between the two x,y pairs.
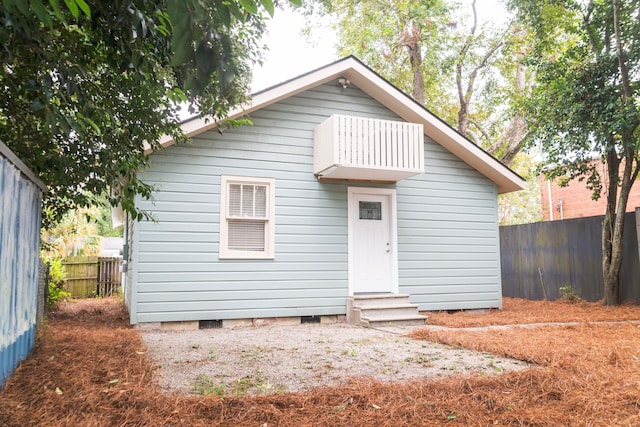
348,188 -> 398,294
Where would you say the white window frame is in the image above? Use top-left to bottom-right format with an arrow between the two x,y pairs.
219,175 -> 275,259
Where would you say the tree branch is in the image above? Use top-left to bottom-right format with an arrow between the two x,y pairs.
612,0 -> 632,100
468,118 -> 491,141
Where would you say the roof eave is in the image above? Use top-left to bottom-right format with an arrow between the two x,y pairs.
151,56 -> 526,194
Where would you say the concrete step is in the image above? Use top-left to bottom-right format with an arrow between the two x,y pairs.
350,294 -> 412,307
360,313 -> 427,327
356,304 -> 420,318
348,294 -> 427,327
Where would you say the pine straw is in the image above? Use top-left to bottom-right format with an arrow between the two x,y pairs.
426,297 -> 640,327
409,323 -> 640,426
1,298 -> 639,426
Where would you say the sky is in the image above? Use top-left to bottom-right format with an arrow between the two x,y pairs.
251,9 -> 337,92
251,0 -> 510,92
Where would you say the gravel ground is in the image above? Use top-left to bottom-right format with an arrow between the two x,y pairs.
139,323 -> 529,397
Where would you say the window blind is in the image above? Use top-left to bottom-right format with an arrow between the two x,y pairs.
228,220 -> 266,251
228,184 -> 267,218
227,184 -> 268,251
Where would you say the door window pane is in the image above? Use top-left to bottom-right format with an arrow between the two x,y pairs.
359,201 -> 382,220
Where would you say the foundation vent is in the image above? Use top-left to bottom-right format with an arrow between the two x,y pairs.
199,320 -> 223,329
301,316 -> 321,324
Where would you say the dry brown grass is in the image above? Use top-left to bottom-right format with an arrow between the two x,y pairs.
425,297 -> 640,327
1,297 -> 639,426
410,323 -> 640,425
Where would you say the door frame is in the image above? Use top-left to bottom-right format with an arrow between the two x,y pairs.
347,187 -> 399,296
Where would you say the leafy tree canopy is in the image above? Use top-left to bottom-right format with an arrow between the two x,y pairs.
0,0 -> 296,224
305,0 -> 538,221
318,0 -> 455,119
513,0 -> 640,304
311,0 -> 532,166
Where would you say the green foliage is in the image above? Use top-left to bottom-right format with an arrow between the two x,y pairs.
321,0 -> 455,117
43,256 -> 70,307
317,0 -> 536,219
515,0 -> 640,198
0,0 -> 284,225
91,192 -> 125,237
513,0 -> 640,304
193,369 -> 277,396
314,0 -> 531,165
96,211 -> 124,238
41,191 -> 124,257
498,151 -> 542,225
193,374 -> 227,397
559,285 -> 581,304
41,205 -> 103,258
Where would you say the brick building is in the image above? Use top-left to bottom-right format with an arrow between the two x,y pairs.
540,161 -> 640,221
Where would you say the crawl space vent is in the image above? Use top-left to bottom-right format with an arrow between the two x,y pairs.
199,320 -> 223,329
301,316 -> 321,324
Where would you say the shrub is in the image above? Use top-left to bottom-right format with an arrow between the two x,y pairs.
559,285 -> 581,303
43,256 -> 70,307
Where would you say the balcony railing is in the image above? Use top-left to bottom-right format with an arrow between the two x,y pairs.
314,115 -> 424,182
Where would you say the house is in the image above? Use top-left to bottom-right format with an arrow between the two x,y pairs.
100,237 -> 124,257
540,160 -> 640,221
123,56 -> 525,327
1,140 -> 46,388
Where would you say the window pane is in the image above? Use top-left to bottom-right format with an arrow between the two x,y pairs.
228,220 -> 266,251
241,184 -> 255,217
254,185 -> 267,217
221,176 -> 275,258
228,184 -> 242,217
359,201 -> 382,220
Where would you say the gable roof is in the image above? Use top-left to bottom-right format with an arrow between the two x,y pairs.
158,55 -> 525,194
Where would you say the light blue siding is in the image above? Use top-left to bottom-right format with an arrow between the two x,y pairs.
0,143 -> 44,387
131,83 -> 502,323
397,139 -> 502,309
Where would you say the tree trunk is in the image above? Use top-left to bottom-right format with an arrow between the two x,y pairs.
601,213 -> 619,305
403,28 -> 425,105
454,0 -> 505,142
408,44 -> 425,105
457,96 -> 470,136
487,61 -> 528,166
602,0 -> 639,306
602,147 -> 620,305
602,181 -> 627,306
601,144 -> 638,305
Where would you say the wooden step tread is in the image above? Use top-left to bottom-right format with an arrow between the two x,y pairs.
361,314 -> 427,322
360,315 -> 427,327
351,294 -> 410,300
354,304 -> 419,310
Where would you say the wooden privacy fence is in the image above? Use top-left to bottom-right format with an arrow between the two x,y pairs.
62,256 -> 122,298
500,210 -> 640,303
97,257 -> 121,297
